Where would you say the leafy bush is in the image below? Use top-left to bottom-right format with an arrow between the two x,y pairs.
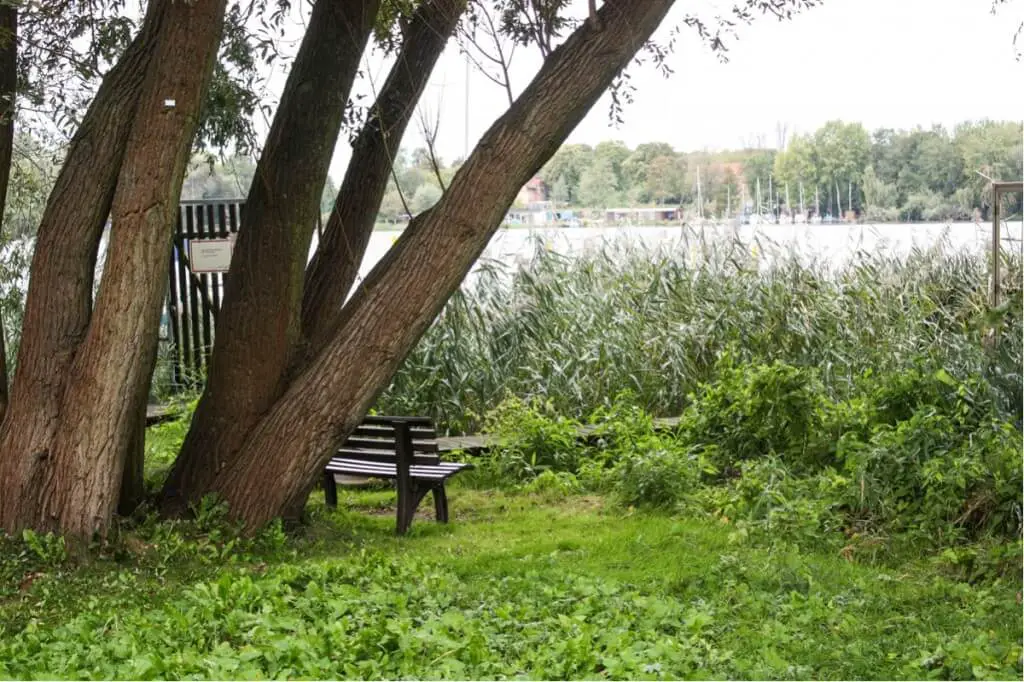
839,413 -> 1022,545
685,457 -> 850,550
478,395 -> 586,483
610,444 -> 701,508
678,357 -> 829,472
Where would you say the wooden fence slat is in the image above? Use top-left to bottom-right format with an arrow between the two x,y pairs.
175,207 -> 194,386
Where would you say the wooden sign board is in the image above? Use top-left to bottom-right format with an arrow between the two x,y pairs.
189,238 -> 234,273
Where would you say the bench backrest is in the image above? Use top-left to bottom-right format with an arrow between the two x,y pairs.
339,415 -> 441,466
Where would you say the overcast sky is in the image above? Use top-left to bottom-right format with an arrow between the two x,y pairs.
258,0 -> 1024,179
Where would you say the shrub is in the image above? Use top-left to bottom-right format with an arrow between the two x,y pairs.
685,457 -> 850,549
838,412 -> 1022,545
479,396 -> 586,482
610,443 -> 701,508
678,357 -> 829,472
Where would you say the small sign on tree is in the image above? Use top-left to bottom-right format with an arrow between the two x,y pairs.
189,238 -> 233,273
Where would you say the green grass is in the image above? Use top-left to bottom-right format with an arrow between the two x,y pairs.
2,485 -> 1020,680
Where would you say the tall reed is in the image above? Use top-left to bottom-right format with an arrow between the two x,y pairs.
377,232 -> 1022,434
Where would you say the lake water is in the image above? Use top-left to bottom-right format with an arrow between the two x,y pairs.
52,220 -> 1018,299
349,221 -> 1024,286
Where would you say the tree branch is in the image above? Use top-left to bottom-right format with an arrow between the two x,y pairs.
165,0 -> 384,511
0,3 -> 16,423
300,0 -> 466,353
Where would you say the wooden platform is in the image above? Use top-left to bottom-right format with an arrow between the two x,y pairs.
143,405 -> 680,454
146,405 -> 181,426
435,416 -> 680,454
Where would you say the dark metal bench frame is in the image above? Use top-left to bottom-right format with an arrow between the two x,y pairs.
323,416 -> 472,534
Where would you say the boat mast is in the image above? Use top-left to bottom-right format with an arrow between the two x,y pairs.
785,183 -> 791,224
696,166 -> 703,220
756,177 -> 762,219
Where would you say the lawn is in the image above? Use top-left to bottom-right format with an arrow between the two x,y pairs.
1,484 -> 1020,680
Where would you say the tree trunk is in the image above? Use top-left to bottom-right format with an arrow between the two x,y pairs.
0,7 -> 164,532
0,3 -> 16,424
33,0 -> 226,539
163,0 -> 381,513
189,0 -> 676,528
302,0 -> 467,349
117,413 -> 146,516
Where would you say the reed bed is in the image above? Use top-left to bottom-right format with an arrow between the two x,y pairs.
378,230 -> 1022,434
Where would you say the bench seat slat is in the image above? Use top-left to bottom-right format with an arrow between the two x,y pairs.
351,428 -> 437,442
362,415 -> 433,427
344,437 -> 438,453
328,458 -> 471,482
338,448 -> 440,466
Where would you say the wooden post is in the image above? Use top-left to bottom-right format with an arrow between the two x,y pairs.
991,181 -> 1024,308
322,471 -> 338,508
992,190 -> 1001,308
394,420 -> 414,535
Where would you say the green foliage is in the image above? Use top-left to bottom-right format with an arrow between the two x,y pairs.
685,457 -> 851,550
529,118 -> 1020,219
1,491 -> 1020,680
479,395 -> 585,482
679,357 -> 828,472
610,445 -> 700,509
381,238 -> 1023,435
143,397 -> 198,489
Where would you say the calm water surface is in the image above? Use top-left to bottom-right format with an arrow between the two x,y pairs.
348,221 -> 1024,285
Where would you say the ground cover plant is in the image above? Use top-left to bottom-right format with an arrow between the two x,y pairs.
1,239 -> 1021,680
1,489 -> 1021,680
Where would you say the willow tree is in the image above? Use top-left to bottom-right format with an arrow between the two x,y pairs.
0,0 -> 819,540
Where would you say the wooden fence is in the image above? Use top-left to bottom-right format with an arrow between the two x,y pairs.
165,199 -> 244,387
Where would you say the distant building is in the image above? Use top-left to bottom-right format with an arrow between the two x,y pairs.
604,207 -> 679,224
517,176 -> 548,206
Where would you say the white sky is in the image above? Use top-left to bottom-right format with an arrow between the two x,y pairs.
259,0 -> 1024,179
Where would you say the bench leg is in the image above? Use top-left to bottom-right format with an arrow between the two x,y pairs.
397,483 -> 432,535
323,471 -> 338,509
432,485 -> 449,523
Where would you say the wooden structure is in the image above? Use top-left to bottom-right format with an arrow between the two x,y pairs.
323,416 -> 473,534
990,180 -> 1023,307
165,199 -> 244,387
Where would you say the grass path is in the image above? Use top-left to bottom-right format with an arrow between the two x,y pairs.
1,486 -> 1020,679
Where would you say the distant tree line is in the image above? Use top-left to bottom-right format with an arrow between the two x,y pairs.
4,120 -> 1020,237
537,119 -> 1023,221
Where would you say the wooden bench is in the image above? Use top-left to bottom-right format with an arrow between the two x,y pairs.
323,416 -> 472,534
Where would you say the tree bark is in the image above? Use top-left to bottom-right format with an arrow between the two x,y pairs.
193,0 -> 676,528
0,3 -> 16,424
163,0 -> 381,513
302,0 -> 467,349
34,0 -> 226,539
0,7 -> 164,532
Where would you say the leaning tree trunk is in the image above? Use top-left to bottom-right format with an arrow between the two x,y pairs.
301,0 -> 467,350
0,7 -> 165,532
0,2 -> 16,424
163,0 -> 380,513
182,0 -> 676,528
31,0 -> 226,539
